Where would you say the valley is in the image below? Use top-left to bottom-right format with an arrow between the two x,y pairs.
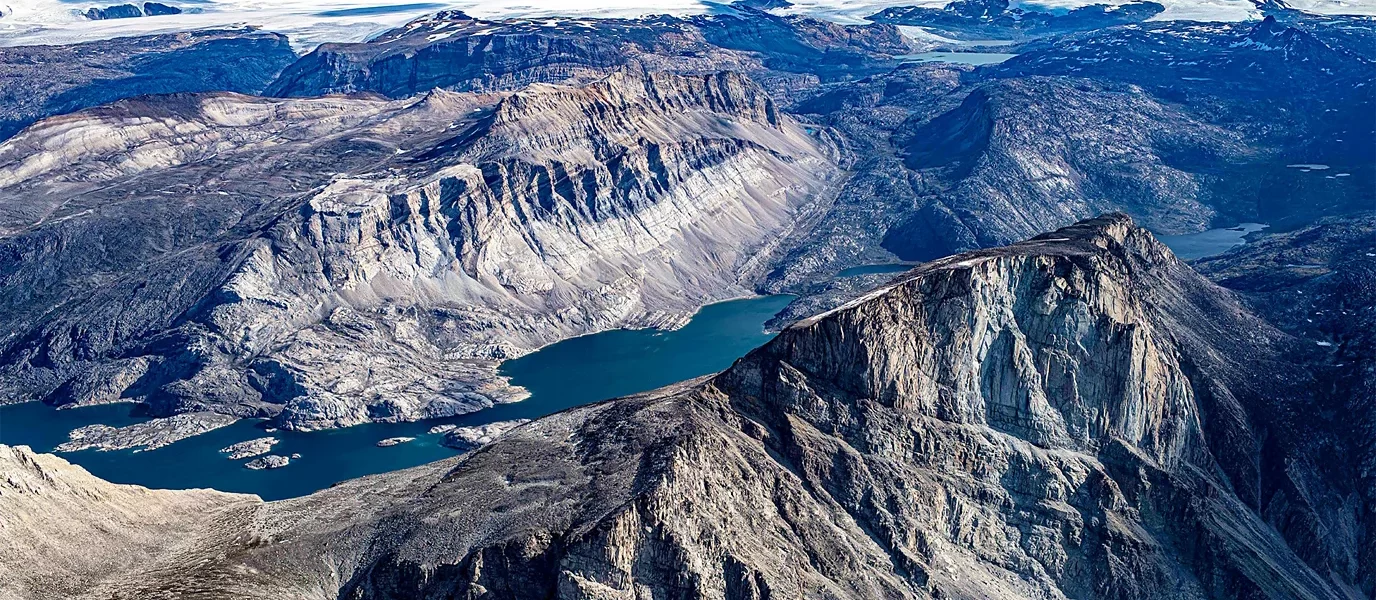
0,1 -> 1373,598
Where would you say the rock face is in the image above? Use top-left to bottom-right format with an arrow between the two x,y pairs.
0,69 -> 835,431
17,215 -> 1367,599
0,445 -> 257,600
375,437 -> 415,447
0,29 -> 296,141
765,14 -> 1373,280
264,9 -> 912,99
886,76 -> 1244,258
1193,213 -> 1376,596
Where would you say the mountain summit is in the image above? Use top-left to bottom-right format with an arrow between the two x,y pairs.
5,214 -> 1365,599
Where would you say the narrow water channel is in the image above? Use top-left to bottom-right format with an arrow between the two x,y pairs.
0,295 -> 794,500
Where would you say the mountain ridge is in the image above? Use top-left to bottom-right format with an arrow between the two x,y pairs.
4,214 -> 1365,599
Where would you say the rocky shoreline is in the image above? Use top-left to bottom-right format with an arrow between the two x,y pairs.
439,420 -> 529,452
218,437 -> 279,460
54,413 -> 238,453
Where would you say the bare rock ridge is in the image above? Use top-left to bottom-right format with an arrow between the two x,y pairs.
12,215 -> 1365,599
0,69 -> 836,432
0,29 -> 297,142
263,9 -> 914,99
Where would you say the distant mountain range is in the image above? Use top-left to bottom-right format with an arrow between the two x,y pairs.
0,4 -> 1372,599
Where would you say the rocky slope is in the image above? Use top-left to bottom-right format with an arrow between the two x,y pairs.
264,9 -> 913,99
0,28 -> 297,141
0,444 -> 258,600
0,69 -> 836,431
766,13 -> 1374,279
11,215 -> 1366,599
1194,213 -> 1376,595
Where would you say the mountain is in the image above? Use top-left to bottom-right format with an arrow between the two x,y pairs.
883,76 -> 1246,259
1194,215 -> 1376,575
0,28 -> 297,141
5,214 -> 1367,599
868,0 -> 1166,41
263,9 -> 913,99
0,69 -> 836,432
768,13 -> 1374,276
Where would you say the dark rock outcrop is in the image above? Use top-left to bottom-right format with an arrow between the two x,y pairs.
84,4 -> 143,20
0,29 -> 297,141
142,2 -> 181,16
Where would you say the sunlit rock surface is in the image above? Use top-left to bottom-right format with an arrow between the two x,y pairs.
0,69 -> 836,432
8,215 -> 1366,599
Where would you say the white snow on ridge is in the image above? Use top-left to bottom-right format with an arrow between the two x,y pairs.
1,0 -> 1374,49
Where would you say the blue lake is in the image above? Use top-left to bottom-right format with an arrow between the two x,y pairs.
1158,223 -> 1268,260
0,295 -> 793,500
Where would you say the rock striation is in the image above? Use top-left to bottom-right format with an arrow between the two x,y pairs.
0,69 -> 836,432
11,215 -> 1366,599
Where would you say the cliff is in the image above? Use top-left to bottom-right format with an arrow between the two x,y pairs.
13,215 -> 1364,599
0,69 -> 836,431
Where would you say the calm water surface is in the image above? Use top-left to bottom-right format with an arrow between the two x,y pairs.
0,295 -> 793,500
1158,223 -> 1268,260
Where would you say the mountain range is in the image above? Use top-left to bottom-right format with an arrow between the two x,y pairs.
0,3 -> 1372,599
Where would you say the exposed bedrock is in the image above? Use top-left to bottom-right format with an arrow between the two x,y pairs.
16,215 -> 1363,600
0,69 -> 837,431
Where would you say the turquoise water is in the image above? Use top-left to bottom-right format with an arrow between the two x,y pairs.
0,295 -> 792,500
1158,223 -> 1268,260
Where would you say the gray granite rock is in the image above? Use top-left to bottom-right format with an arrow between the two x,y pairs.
218,437 -> 279,460
374,437 -> 415,447
243,455 -> 290,470
54,412 -> 238,453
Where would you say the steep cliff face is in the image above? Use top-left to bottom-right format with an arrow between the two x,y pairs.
0,70 -> 836,430
720,214 -> 1361,599
42,215 -> 1365,600
0,29 -> 297,141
